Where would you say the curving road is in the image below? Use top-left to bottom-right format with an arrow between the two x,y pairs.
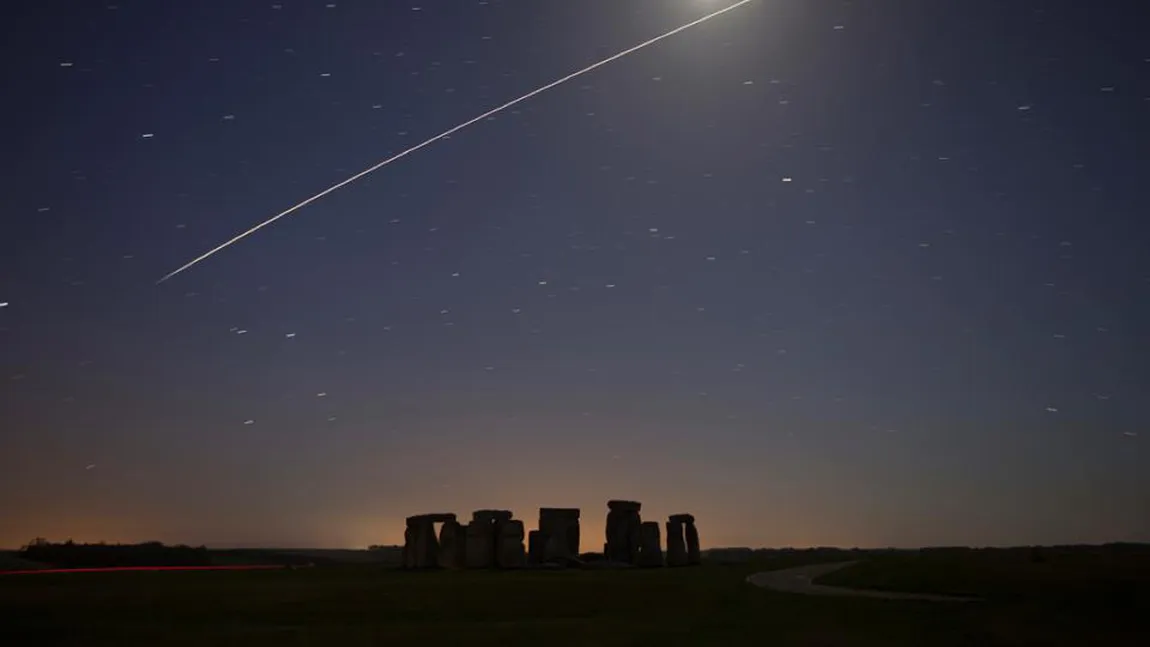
745,561 -> 980,602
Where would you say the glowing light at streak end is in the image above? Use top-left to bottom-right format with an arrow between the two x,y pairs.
156,0 -> 756,284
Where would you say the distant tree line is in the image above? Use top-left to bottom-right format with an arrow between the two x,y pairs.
19,538 -> 211,568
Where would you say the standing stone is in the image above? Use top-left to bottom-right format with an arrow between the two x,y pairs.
605,500 -> 642,564
684,521 -> 701,565
496,519 -> 526,568
544,531 -> 569,562
538,508 -> 581,561
626,515 -> 642,564
638,521 -> 663,567
437,520 -> 466,569
566,517 -> 581,557
605,512 -> 623,561
402,523 -> 416,569
404,513 -> 457,569
527,530 -> 546,565
665,520 -> 688,567
465,520 -> 496,568
414,520 -> 439,568
468,509 -> 514,567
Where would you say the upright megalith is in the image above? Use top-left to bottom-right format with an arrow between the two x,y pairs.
437,519 -> 467,569
527,530 -> 546,565
464,509 -> 519,569
684,520 -> 701,565
403,513 -> 457,569
464,509 -> 510,568
637,521 -> 663,567
665,521 -> 688,567
605,500 -> 643,564
402,524 -> 416,569
465,519 -> 495,568
496,519 -> 526,568
665,514 -> 699,567
544,532 -> 569,563
538,507 -> 581,561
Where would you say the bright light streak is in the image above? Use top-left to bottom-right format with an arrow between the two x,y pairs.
157,0 -> 756,284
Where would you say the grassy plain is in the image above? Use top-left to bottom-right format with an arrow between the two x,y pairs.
2,547 -> 1147,646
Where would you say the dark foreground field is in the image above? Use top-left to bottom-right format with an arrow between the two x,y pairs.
2,549 -> 1148,647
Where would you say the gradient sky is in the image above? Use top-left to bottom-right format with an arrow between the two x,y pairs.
2,0 -> 1148,550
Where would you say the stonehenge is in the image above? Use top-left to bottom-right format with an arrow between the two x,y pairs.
400,501 -> 699,570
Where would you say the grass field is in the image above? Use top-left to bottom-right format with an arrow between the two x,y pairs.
818,545 -> 1150,596
2,548 -> 1148,646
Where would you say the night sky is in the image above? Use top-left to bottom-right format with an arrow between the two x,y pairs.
2,1 -> 1148,551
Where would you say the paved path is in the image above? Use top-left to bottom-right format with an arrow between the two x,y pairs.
745,561 -> 980,602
